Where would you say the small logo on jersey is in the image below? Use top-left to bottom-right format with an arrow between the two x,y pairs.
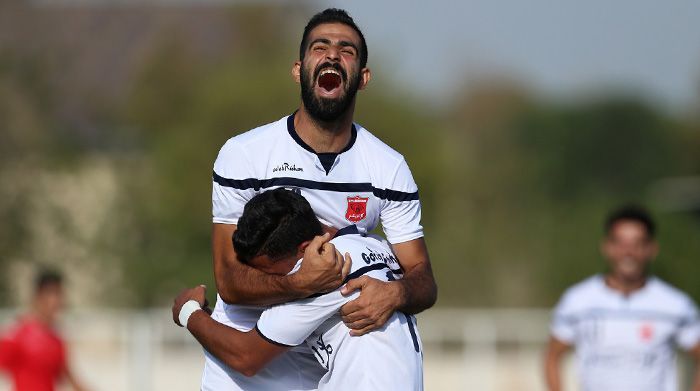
639,323 -> 654,342
272,163 -> 303,173
345,196 -> 368,222
311,334 -> 333,369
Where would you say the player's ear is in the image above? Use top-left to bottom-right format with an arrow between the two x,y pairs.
298,240 -> 312,254
292,61 -> 302,83
358,67 -> 371,90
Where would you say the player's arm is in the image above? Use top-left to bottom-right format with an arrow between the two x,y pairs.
390,238 -> 437,314
340,237 -> 437,336
173,286 -> 287,376
544,336 -> 571,391
688,341 -> 700,391
214,224 -> 349,305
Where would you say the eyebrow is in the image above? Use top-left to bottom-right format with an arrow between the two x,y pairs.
309,38 -> 359,53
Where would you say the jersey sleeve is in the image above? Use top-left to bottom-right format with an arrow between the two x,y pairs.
550,291 -> 577,344
380,158 -> 423,244
212,138 -> 257,225
675,296 -> 700,350
256,290 -> 357,346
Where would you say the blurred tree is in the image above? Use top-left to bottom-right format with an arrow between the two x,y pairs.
2,3 -> 700,308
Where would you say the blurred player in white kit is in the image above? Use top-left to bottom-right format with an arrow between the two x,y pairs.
545,205 -> 700,391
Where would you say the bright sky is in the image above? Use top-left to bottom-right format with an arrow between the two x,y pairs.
318,0 -> 700,112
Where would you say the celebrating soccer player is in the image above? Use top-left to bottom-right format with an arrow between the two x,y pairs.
174,189 -> 424,390
203,8 -> 437,390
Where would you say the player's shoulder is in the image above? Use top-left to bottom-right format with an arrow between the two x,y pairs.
329,232 -> 366,253
558,275 -> 605,306
2,317 -> 36,339
353,123 -> 406,164
565,275 -> 603,296
219,116 -> 288,152
647,276 -> 696,309
331,231 -> 388,251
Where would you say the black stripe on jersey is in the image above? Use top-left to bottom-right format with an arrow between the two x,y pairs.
343,263 -> 394,282
213,172 -> 420,202
254,324 -> 299,347
555,308 -> 688,326
305,262 -> 402,299
333,224 -> 361,238
403,313 -> 420,353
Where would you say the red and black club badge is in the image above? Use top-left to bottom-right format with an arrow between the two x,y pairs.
345,196 -> 368,222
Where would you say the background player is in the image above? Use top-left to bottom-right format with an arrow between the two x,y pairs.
544,205 -> 700,391
0,270 -> 90,391
174,189 -> 423,390
206,8 -> 437,389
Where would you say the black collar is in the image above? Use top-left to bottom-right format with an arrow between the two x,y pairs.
333,224 -> 361,238
286,112 -> 358,155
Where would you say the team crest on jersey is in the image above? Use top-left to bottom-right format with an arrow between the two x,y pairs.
345,196 -> 368,222
639,323 -> 654,342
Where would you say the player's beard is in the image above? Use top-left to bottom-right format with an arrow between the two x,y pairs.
300,62 -> 361,123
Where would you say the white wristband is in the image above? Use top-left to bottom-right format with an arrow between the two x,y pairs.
178,300 -> 202,328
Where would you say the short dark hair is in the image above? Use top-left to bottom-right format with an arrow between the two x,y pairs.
604,205 -> 656,238
299,8 -> 368,69
35,269 -> 62,292
233,189 -> 323,264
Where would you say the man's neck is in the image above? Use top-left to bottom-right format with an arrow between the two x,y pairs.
294,105 -> 355,153
28,308 -> 54,327
604,273 -> 648,296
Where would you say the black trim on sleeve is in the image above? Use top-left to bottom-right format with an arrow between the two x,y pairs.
212,172 -> 420,202
372,188 -> 420,202
254,324 -> 299,348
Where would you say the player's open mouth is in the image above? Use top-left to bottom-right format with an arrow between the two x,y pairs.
317,69 -> 342,92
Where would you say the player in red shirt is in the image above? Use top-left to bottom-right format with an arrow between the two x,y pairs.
0,270 -> 88,391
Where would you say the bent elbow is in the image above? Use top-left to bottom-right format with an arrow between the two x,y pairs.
429,282 -> 438,307
239,362 -> 263,377
222,355 -> 263,377
241,367 -> 258,378
215,279 -> 241,305
217,290 -> 238,305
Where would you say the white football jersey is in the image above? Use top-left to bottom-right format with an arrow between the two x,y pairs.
205,113 -> 424,390
256,231 -> 424,391
551,275 -> 700,391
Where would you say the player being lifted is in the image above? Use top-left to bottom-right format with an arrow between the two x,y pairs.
205,8 -> 437,390
174,189 -> 424,390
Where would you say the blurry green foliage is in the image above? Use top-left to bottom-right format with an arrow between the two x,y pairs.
1,5 -> 700,307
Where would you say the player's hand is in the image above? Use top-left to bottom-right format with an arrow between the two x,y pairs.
172,285 -> 210,326
290,233 -> 352,297
339,277 -> 404,336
